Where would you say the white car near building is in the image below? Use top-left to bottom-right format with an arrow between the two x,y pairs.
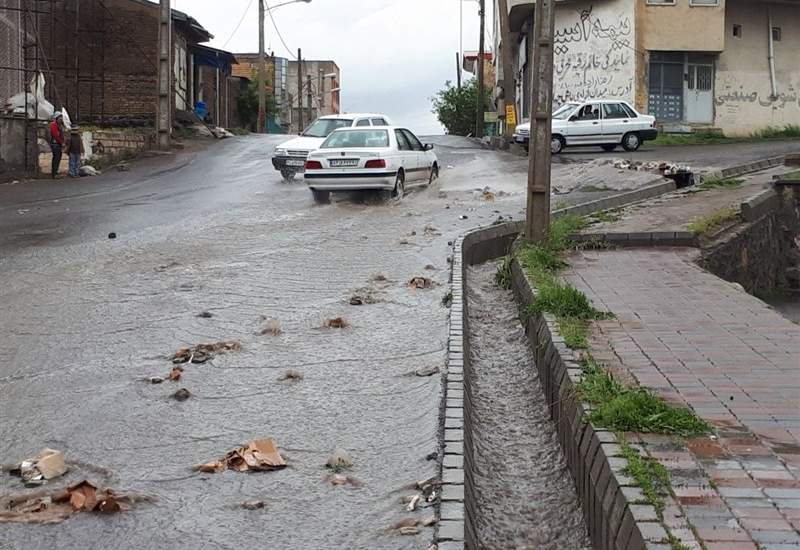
513,100 -> 658,153
304,126 -> 439,203
272,113 -> 393,181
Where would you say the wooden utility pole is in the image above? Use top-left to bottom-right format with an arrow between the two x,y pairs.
297,48 -> 304,132
306,74 -> 313,121
498,0 -> 517,139
257,0 -> 267,133
475,0 -> 486,138
456,52 -> 461,89
156,0 -> 171,149
525,0 -> 557,241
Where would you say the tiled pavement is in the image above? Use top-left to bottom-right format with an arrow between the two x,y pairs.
566,248 -> 800,548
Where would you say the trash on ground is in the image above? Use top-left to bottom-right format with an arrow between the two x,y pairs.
12,449 -> 67,485
197,439 -> 286,474
260,319 -> 283,336
372,273 -> 389,282
399,238 -> 410,245
415,365 -> 440,377
399,526 -> 420,535
108,232 -> 117,239
197,311 -> 213,319
279,370 -> 304,382
326,448 -> 353,472
424,264 -> 436,271
149,376 -> 165,384
325,317 -> 348,329
409,277 -> 437,289
241,500 -> 265,510
423,225 -> 441,236
169,367 -> 182,381
422,516 -> 437,527
327,473 -> 361,487
425,452 -> 437,461
79,165 -> 100,177
405,494 -> 420,511
0,480 -> 131,524
392,517 -> 420,531
172,341 -> 241,364
349,288 -> 380,306
171,388 -> 191,401
459,215 -> 468,220
483,190 -> 495,201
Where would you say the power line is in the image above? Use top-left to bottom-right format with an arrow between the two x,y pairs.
222,0 -> 255,49
265,0 -> 297,60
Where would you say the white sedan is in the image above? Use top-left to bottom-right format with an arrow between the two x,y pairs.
514,100 -> 658,153
304,126 -> 439,203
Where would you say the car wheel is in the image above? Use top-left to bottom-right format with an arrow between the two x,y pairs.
391,170 -> 405,200
280,169 -> 296,182
428,163 -> 439,185
601,144 -> 617,152
622,132 -> 641,152
311,189 -> 330,204
551,135 -> 565,154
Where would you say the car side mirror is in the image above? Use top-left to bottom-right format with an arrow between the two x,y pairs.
424,143 -> 434,151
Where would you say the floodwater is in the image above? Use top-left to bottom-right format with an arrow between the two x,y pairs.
765,292 -> 800,325
466,261 -> 591,550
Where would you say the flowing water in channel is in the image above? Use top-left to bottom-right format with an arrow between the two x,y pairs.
466,261 -> 591,550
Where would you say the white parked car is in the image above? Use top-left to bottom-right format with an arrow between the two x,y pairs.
272,113 -> 393,181
513,100 -> 658,153
304,126 -> 439,203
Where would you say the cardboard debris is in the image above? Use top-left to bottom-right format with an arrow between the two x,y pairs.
326,317 -> 348,329
0,481 -> 131,524
172,341 -> 241,364
197,439 -> 287,474
15,449 -> 67,485
409,277 -> 437,289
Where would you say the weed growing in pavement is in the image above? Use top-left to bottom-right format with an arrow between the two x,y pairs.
441,291 -> 453,308
688,206 -> 740,236
698,177 -> 743,190
555,316 -> 591,349
653,124 -> 800,146
588,209 -> 623,224
618,436 -> 671,515
752,124 -> 800,139
495,256 -> 513,290
577,357 -> 711,436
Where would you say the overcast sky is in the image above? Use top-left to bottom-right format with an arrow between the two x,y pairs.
171,0 -> 493,135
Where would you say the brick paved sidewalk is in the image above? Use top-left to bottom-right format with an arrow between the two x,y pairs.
567,248 -> 800,549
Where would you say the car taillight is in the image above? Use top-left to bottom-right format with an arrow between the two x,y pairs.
365,159 -> 386,169
305,160 -> 322,170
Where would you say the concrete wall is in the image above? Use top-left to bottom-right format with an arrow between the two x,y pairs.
0,116 -> 38,175
88,127 -> 155,158
714,0 -> 800,135
638,0 -> 726,52
553,0 -> 636,105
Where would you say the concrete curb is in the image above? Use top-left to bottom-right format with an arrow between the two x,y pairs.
707,155 -> 786,179
573,231 -> 698,248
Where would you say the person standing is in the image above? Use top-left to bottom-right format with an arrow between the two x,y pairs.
49,112 -> 66,179
68,126 -> 84,178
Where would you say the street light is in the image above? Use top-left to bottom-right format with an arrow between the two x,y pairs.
258,0 -> 312,133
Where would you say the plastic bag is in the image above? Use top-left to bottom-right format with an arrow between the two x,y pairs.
3,72 -> 55,120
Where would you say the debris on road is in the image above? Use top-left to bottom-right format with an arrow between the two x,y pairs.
149,376 -> 165,384
459,215 -> 468,220
415,365 -> 440,377
326,448 -> 353,472
197,311 -> 213,319
115,162 -> 130,172
405,494 -> 420,511
79,165 -> 100,177
422,516 -> 437,527
172,341 -> 241,364
483,189 -> 495,202
107,232 -> 117,239
408,277 -> 437,289
169,367 -> 182,381
241,500 -> 265,510
349,288 -> 380,306
423,225 -> 441,236
399,238 -> 410,245
371,273 -> 389,283
12,449 -> 67,485
260,319 -> 283,336
327,473 -> 361,487
0,481 -> 132,524
325,317 -> 348,329
424,264 -> 436,271
171,388 -> 191,401
196,439 -> 287,474
279,369 -> 304,382
399,526 -> 420,536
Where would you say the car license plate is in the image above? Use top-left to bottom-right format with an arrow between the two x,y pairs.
286,160 -> 305,167
329,159 -> 359,168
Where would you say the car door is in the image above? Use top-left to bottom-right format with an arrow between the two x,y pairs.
565,102 -> 602,145
601,102 -> 631,144
394,129 -> 417,180
401,129 -> 427,183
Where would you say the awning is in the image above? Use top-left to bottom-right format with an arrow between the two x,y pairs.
191,45 -> 238,76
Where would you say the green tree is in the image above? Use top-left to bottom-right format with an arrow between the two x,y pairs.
237,80 -> 278,131
431,79 -> 491,136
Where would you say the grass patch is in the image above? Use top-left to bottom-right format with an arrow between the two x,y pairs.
698,176 -> 743,190
653,124 -> 800,146
577,357 -> 711,436
619,436 -> 671,515
687,206 -> 740,236
495,256 -> 513,289
556,316 -> 591,349
780,169 -> 800,181
752,124 -> 800,139
589,209 -> 623,224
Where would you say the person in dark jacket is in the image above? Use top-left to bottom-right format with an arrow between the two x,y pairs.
68,126 -> 84,178
49,112 -> 65,179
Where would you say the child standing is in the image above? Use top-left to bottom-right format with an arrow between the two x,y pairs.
68,126 -> 84,178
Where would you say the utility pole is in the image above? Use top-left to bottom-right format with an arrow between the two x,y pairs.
475,0 -> 486,138
525,0 -> 557,242
156,0 -> 171,149
297,48 -> 303,133
498,0 -> 517,139
306,74 -> 313,122
456,52 -> 462,89
258,0 -> 266,133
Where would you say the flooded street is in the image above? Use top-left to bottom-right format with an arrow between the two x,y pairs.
466,261 -> 590,550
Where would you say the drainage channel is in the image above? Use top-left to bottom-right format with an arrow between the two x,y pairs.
465,260 -> 590,550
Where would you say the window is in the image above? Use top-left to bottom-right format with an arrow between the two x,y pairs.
401,129 -> 424,151
602,103 -> 630,119
553,102 -> 580,120
355,119 -> 371,127
371,118 -> 388,126
302,118 -> 353,138
689,0 -> 719,5
574,103 -> 601,121
646,0 -> 675,5
733,24 -> 742,38
621,103 -> 638,118
321,130 -> 389,149
394,130 -> 412,151
772,27 -> 782,41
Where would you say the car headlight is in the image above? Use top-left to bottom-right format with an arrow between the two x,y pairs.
275,148 -> 287,156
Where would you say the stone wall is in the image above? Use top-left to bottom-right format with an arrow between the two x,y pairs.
699,186 -> 800,295
88,128 -> 155,158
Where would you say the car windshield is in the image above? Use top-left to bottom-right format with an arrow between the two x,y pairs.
321,129 -> 390,149
303,118 -> 354,138
552,103 -> 580,120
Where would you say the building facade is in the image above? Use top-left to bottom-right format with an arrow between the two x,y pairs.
494,0 -> 800,136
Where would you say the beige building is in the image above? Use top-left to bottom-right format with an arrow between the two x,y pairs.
494,0 -> 800,135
